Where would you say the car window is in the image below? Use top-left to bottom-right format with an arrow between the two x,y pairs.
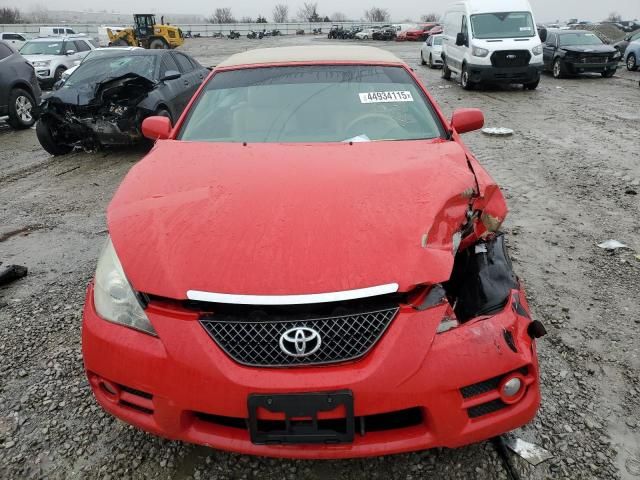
74,40 -> 90,52
433,36 -> 443,46
546,33 -> 557,46
633,32 -> 640,41
179,65 -> 445,143
89,39 -> 99,48
0,43 -> 14,60
66,29 -> 76,34
160,53 -> 180,77
53,28 -> 61,34
174,52 -> 194,73
20,41 -> 64,55
4,34 -> 21,40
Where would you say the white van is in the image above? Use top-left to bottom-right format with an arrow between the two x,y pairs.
440,0 -> 545,90
39,27 -> 78,37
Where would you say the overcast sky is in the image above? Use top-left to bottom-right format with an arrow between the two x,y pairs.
12,0 -> 640,22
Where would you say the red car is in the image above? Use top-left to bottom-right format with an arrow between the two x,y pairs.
83,46 -> 545,459
406,23 -> 440,41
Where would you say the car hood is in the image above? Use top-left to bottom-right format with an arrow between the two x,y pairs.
47,73 -> 156,107
23,54 -> 60,63
108,140 -> 477,299
561,44 -> 617,54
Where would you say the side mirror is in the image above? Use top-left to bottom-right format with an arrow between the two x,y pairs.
53,79 -> 65,90
451,108 -> 484,134
538,28 -> 548,43
160,70 -> 181,82
142,116 -> 172,140
456,32 -> 467,46
66,49 -> 76,55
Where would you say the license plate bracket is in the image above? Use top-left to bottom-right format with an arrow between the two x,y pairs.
248,390 -> 354,444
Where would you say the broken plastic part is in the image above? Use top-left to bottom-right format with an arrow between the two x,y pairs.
527,320 -> 547,340
414,285 -> 447,311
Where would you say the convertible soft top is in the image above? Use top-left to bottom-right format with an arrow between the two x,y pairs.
217,45 -> 405,68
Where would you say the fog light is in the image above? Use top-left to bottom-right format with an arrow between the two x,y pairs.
502,378 -> 522,397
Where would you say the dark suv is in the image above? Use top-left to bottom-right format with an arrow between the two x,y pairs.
0,41 -> 41,129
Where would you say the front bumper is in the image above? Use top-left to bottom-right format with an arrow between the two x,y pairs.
82,286 -> 541,459
468,63 -> 543,84
565,60 -> 618,74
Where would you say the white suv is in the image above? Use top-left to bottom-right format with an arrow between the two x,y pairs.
20,37 -> 96,88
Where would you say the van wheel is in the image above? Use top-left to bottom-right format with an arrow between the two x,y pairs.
36,119 -> 73,156
461,64 -> 474,90
442,59 -> 452,80
7,88 -> 36,129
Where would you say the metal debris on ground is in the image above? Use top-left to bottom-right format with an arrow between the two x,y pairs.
0,265 -> 28,286
482,127 -> 514,136
597,240 -> 629,251
504,436 -> 554,466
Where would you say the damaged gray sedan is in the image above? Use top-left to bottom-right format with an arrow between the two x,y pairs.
36,49 -> 208,155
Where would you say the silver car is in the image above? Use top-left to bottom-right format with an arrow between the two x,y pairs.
20,37 -> 96,87
421,34 -> 444,69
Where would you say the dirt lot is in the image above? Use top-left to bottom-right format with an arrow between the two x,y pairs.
1,35 -> 639,480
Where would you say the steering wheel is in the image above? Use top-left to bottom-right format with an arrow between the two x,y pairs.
345,113 -> 402,139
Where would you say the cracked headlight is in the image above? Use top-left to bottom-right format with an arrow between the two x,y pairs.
532,44 -> 543,56
94,238 -> 157,336
472,46 -> 489,57
32,60 -> 51,67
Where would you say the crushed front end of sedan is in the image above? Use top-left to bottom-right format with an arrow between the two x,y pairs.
82,46 -> 546,459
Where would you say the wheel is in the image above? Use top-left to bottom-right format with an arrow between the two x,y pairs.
53,66 -> 66,82
149,38 -> 168,49
461,64 -> 474,90
36,119 -> 73,156
7,88 -> 36,129
601,69 -> 616,78
626,53 -> 637,71
421,52 -> 426,66
552,58 -> 565,79
523,78 -> 540,90
442,59 -> 452,80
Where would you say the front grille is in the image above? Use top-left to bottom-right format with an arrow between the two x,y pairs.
200,307 -> 399,367
581,56 -> 608,64
491,50 -> 531,68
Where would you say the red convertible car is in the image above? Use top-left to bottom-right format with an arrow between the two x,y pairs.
82,46 -> 545,458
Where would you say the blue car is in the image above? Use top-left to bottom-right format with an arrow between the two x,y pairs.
625,39 -> 640,71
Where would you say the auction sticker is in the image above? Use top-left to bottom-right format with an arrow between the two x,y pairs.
359,91 -> 414,103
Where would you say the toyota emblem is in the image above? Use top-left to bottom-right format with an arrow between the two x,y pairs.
279,327 -> 321,357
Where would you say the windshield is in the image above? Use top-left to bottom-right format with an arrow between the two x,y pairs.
21,41 -> 64,55
178,65 -> 444,143
559,32 -> 603,46
81,49 -> 129,64
433,37 -> 443,46
470,12 -> 535,39
64,54 -> 156,87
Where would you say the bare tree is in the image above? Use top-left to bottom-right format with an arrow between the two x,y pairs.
273,4 -> 289,23
0,7 -> 23,24
331,12 -> 348,22
606,12 -> 622,23
27,4 -> 51,23
364,7 -> 390,23
420,13 -> 439,22
207,8 -> 236,24
240,16 -> 253,23
297,2 -> 321,22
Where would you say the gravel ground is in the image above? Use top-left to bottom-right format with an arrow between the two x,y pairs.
1,35 -> 639,480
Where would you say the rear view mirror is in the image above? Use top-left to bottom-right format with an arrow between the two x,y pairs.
538,28 -> 548,43
451,108 -> 484,134
161,70 -> 181,82
142,116 -> 172,140
456,32 -> 467,46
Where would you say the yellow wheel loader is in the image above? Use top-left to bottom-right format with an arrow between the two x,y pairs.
108,14 -> 184,49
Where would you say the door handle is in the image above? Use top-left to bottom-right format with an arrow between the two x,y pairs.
183,80 -> 189,86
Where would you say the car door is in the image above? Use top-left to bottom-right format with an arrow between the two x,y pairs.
73,40 -> 92,62
172,52 -> 201,107
156,52 -> 186,119
543,33 -> 557,68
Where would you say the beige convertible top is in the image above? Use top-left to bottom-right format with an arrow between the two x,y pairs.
217,46 -> 405,68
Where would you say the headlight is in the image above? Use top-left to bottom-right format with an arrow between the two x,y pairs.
32,60 -> 51,67
472,46 -> 489,57
532,44 -> 543,55
613,51 -> 621,59
93,238 -> 157,336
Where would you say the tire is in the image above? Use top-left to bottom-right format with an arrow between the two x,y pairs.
149,38 -> 168,49
552,58 -> 565,79
524,78 -> 540,90
7,88 -> 36,129
36,119 -> 73,156
626,53 -> 637,71
442,59 -> 452,80
421,52 -> 426,66
461,64 -> 474,90
53,66 -> 66,82
601,69 -> 616,78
